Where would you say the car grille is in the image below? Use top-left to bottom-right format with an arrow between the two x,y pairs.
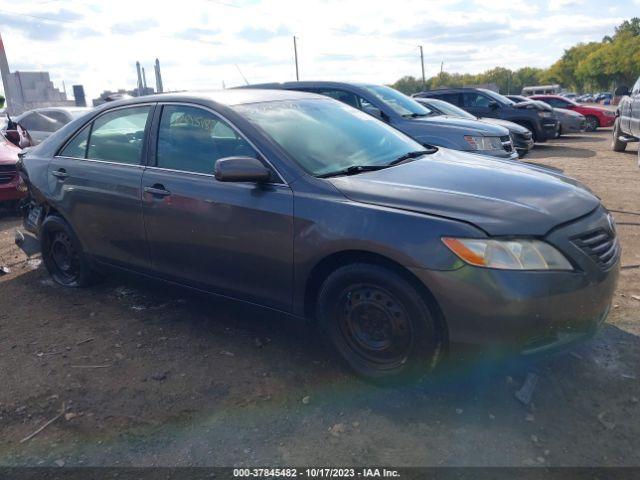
501,135 -> 514,153
572,229 -> 619,270
0,165 -> 16,185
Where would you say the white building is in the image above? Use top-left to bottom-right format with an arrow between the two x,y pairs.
0,33 -> 74,114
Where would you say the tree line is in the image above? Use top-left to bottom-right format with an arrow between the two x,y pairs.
391,17 -> 640,95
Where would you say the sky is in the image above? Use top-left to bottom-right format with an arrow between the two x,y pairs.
0,0 -> 637,102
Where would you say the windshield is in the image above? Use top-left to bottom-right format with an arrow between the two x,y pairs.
422,98 -> 476,119
480,88 -> 515,106
361,85 -> 432,117
236,98 -> 426,177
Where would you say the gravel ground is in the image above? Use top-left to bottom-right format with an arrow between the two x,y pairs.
0,128 -> 638,467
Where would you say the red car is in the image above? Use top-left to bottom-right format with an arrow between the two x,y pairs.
529,94 -> 616,131
0,130 -> 27,205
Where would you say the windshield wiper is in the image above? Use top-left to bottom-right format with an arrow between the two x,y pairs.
403,112 -> 429,118
318,149 -> 436,178
318,164 -> 390,178
387,149 -> 435,166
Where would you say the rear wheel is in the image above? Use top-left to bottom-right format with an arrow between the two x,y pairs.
611,117 -> 627,152
316,263 -> 443,384
585,115 -> 599,132
41,215 -> 99,287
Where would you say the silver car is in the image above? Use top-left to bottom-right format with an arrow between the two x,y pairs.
9,107 -> 90,144
553,107 -> 587,137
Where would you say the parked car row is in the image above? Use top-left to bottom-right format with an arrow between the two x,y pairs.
414,87 -> 559,142
15,88 -> 621,383
1,107 -> 90,145
412,97 -> 534,156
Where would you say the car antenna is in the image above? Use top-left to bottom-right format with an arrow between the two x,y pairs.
235,64 -> 250,86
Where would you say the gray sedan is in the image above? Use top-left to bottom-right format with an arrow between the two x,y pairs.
19,90 -> 619,384
552,107 -> 587,137
507,96 -> 585,137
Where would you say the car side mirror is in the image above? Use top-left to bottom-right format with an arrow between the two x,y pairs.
615,86 -> 629,97
488,101 -> 499,110
215,157 -> 271,183
17,124 -> 35,148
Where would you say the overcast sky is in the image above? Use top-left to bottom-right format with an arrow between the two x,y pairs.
0,0 -> 637,101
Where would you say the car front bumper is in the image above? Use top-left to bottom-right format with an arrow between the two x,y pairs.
560,116 -> 586,134
412,207 -> 620,355
468,149 -> 520,161
512,133 -> 535,156
541,120 -> 559,141
600,115 -> 616,128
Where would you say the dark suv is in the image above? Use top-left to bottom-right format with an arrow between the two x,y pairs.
415,88 -> 559,142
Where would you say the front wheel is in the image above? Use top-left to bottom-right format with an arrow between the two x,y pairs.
316,263 -> 443,384
585,115 -> 599,132
41,215 -> 99,287
611,117 -> 626,152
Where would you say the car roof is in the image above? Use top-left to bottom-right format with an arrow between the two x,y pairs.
96,89 -> 321,111
241,81 -> 382,91
422,88 -> 481,93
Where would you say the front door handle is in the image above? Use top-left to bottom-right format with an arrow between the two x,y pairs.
51,169 -> 69,180
144,184 -> 171,197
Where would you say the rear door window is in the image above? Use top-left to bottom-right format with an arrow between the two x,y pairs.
316,89 -> 360,109
545,98 -> 569,108
462,92 -> 492,108
44,111 -> 71,125
59,124 -> 91,158
437,93 -> 461,105
87,106 -> 151,165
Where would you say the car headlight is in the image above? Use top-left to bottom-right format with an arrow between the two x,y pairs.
464,136 -> 503,151
442,237 -> 573,271
604,111 -> 616,117
538,111 -> 554,118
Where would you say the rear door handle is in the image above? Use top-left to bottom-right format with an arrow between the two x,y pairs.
144,184 -> 172,197
51,169 -> 69,180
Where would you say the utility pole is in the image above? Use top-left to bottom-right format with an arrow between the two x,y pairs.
293,36 -> 299,81
419,45 -> 426,89
440,61 -> 444,75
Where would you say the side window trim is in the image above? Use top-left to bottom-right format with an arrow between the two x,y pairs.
56,103 -> 156,166
149,102 -> 287,185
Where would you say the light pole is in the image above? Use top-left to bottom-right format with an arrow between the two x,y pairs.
419,45 -> 426,89
293,36 -> 300,81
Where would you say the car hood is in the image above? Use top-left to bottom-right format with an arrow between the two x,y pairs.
328,148 -> 600,236
555,108 -> 584,118
0,139 -> 19,165
477,117 -> 530,134
411,115 -> 508,136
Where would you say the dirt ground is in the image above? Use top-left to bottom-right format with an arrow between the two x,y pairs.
0,129 -> 639,468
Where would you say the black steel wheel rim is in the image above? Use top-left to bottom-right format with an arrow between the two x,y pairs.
338,284 -> 413,368
49,231 -> 80,283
